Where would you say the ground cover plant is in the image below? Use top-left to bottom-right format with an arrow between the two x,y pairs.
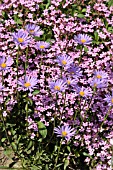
0,0 -> 113,169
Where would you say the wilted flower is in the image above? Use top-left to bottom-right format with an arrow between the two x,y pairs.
104,90 -> 113,106
0,56 -> 13,71
54,125 -> 75,141
25,23 -> 43,37
49,79 -> 67,93
94,70 -> 108,80
12,29 -> 31,46
36,41 -> 50,51
76,86 -> 92,97
55,54 -> 73,68
74,34 -> 92,45
18,76 -> 38,91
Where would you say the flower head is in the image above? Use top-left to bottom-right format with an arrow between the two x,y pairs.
74,34 -> 92,45
94,70 -> 108,80
54,125 -> 75,141
76,86 -> 92,98
12,29 -> 31,46
55,55 -> 73,68
0,56 -> 13,71
90,78 -> 107,88
63,77 -> 78,87
104,90 -> 113,106
49,79 -> 67,93
67,64 -> 82,78
25,23 -> 43,37
18,76 -> 38,91
36,41 -> 50,51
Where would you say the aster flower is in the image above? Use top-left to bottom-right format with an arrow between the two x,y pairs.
67,64 -> 82,78
54,125 -> 75,141
18,76 -> 38,91
94,70 -> 108,80
25,23 -> 43,37
55,55 -> 73,68
90,78 -> 107,88
104,90 -> 113,106
0,56 -> 13,71
76,86 -> 92,98
36,41 -> 50,51
63,77 -> 78,87
74,34 -> 92,45
49,79 -> 67,93
12,29 -> 31,46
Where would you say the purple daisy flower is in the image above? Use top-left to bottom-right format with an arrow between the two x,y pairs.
104,90 -> 113,106
76,86 -> 92,98
0,56 -> 13,71
35,41 -> 50,51
54,125 -> 75,141
94,70 -> 108,80
74,34 -> 92,45
90,78 -> 107,88
49,79 -> 67,93
67,64 -> 82,78
12,29 -> 31,46
63,77 -> 78,87
55,55 -> 73,68
25,23 -> 43,37
18,76 -> 38,91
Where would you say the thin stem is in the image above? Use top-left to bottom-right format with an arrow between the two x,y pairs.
78,46 -> 83,64
16,46 -> 20,106
25,46 -> 29,75
53,139 -> 62,170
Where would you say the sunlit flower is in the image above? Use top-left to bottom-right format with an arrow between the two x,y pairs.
94,70 -> 108,80
55,55 -> 73,68
76,86 -> 92,97
0,56 -> 13,71
36,41 -> 50,51
54,125 -> 75,140
104,90 -> 113,106
12,29 -> 31,46
63,77 -> 78,87
25,23 -> 43,37
74,34 -> 92,45
49,79 -> 67,93
18,76 -> 38,91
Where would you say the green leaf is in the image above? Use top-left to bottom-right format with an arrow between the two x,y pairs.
82,8 -> 86,12
1,138 -> 7,142
83,152 -> 92,157
77,14 -> 85,18
11,142 -> 17,151
14,15 -> 22,25
37,121 -> 47,138
84,46 -> 88,52
64,159 -> 69,170
27,140 -> 33,150
108,0 -> 113,7
32,89 -> 40,95
67,146 -> 70,152
94,31 -> 99,41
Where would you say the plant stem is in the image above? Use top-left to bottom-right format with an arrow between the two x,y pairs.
25,46 -> 29,75
53,139 -> 62,170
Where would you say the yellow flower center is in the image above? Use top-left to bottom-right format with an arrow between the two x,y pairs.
54,85 -> 60,91
81,39 -> 86,43
62,131 -> 67,137
24,82 -> 31,87
70,72 -> 74,74
0,63 -> 7,68
93,83 -> 97,87
79,91 -> 85,96
18,38 -> 24,43
29,29 -> 34,33
40,45 -> 45,49
111,98 -> 113,103
61,60 -> 67,65
67,80 -> 71,85
96,74 -> 102,79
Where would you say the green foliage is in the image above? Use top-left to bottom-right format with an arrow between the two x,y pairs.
37,121 -> 47,138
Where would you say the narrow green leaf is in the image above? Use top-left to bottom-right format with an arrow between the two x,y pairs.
77,14 -> 85,18
32,89 -> 40,95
